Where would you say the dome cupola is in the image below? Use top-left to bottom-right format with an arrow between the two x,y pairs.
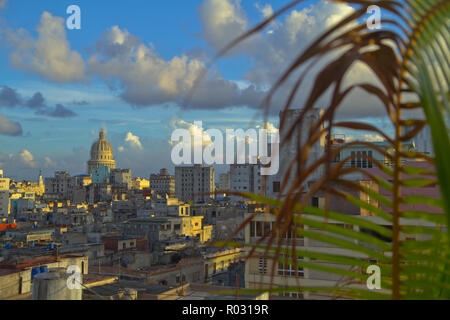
87,129 -> 116,174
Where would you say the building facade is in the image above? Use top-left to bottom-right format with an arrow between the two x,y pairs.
150,169 -> 175,197
273,108 -> 325,197
219,173 -> 231,191
44,171 -> 71,200
175,165 -> 215,203
111,169 -> 132,189
229,164 -> 265,202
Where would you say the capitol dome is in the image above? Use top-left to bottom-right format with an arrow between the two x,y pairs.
87,129 -> 116,174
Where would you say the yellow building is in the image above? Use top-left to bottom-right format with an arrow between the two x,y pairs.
203,248 -> 243,282
181,216 -> 212,243
132,178 -> 150,190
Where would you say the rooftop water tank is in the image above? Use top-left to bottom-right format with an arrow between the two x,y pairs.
39,266 -> 48,273
31,267 -> 41,280
32,268 -> 82,300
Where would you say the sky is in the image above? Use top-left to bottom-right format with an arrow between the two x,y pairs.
0,0 -> 392,181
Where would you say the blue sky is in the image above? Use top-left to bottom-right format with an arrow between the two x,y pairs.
0,0 -> 389,180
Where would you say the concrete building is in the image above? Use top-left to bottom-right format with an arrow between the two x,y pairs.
91,164 -> 111,184
271,108 -> 325,197
0,170 -> 10,220
150,169 -> 175,197
0,268 -> 32,299
219,173 -> 231,191
167,202 -> 191,217
111,168 -> 132,189
243,161 -> 443,299
0,254 -> 88,300
124,216 -> 212,243
10,172 -> 45,196
175,165 -> 215,203
45,171 -> 71,200
413,125 -> 434,157
132,178 -> 150,190
329,135 -> 394,169
203,248 -> 244,283
229,164 -> 265,202
87,129 -> 116,175
102,235 -> 147,252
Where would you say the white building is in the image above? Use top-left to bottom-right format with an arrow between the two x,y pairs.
0,170 -> 10,219
268,108 -> 325,198
175,165 -> 215,204
229,164 -> 265,202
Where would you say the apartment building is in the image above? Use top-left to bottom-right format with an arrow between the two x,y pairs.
229,163 -> 266,202
175,165 -> 215,203
219,173 -> 231,191
150,169 -> 175,197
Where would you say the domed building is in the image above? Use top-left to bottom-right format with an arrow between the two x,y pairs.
87,129 -> 116,174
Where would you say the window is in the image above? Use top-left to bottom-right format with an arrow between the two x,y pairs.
357,151 -> 362,168
351,152 -> 356,167
278,255 -> 304,277
273,182 -> 281,193
312,197 -> 319,208
362,151 -> 368,168
258,258 -> 268,275
263,222 -> 271,235
281,292 -> 302,299
256,222 -> 263,237
250,221 -> 255,237
368,151 -> 373,168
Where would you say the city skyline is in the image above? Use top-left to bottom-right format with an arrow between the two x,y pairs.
0,0 -> 391,180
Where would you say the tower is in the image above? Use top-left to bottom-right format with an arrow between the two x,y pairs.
87,129 -> 116,175
38,170 -> 43,186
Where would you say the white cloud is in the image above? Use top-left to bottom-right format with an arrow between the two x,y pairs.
125,132 -> 143,150
89,25 -> 205,100
256,3 -> 274,19
3,1 -> 387,119
88,25 -> 261,109
199,0 -> 247,50
7,11 -> 86,82
18,149 -> 36,168
197,0 -> 386,119
118,146 -> 125,152
256,121 -> 279,136
170,119 -> 213,147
